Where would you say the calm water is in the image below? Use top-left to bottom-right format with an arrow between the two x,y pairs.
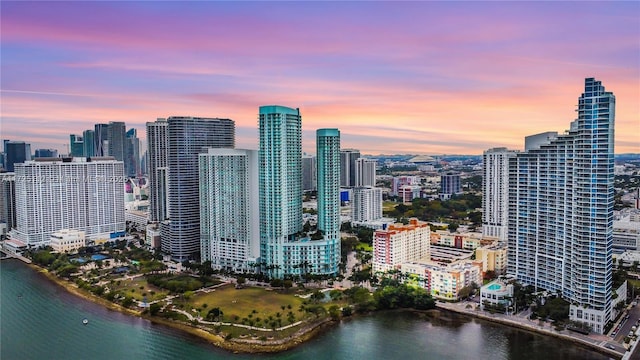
1,259 -> 610,360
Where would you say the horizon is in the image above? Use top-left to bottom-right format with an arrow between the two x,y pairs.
1,2 -> 638,155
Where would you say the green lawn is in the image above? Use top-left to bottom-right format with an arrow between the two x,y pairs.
109,277 -> 168,302
187,285 -> 307,325
356,242 -> 373,252
383,201 -> 398,213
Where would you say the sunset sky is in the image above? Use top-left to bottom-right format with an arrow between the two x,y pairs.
1,1 -> 638,155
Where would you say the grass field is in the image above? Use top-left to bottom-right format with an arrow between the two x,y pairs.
187,284 -> 308,326
109,277 -> 168,302
383,201 -> 398,213
356,242 -> 373,252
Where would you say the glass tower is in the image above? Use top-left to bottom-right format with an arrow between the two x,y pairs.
507,78 -> 614,334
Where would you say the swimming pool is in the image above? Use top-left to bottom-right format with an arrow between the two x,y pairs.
91,254 -> 109,261
487,283 -> 502,291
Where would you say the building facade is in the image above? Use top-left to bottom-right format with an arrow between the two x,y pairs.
5,141 -> 31,172
146,118 -> 169,223
199,148 -> 259,272
400,260 -> 483,301
162,116 -> 235,261
302,155 -> 317,191
440,173 -> 461,200
355,157 -> 376,187
507,78 -> 614,334
372,218 -> 430,273
108,122 -> 126,162
50,229 -> 86,253
10,157 -> 125,247
340,149 -> 360,187
94,124 -> 109,157
83,130 -> 96,158
125,128 -> 140,177
0,173 -> 16,238
351,186 -> 383,223
482,147 -> 516,241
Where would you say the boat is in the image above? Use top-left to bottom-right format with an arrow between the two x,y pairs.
82,318 -> 89,325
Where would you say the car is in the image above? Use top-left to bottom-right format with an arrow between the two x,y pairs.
607,344 -> 616,350
612,331 -> 617,336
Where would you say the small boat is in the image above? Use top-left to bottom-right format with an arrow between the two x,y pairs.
82,318 -> 89,325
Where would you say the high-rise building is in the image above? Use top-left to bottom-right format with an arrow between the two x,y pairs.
507,78 -> 614,334
10,157 -> 125,247
315,128 -> 341,272
34,149 -> 58,158
146,119 -> 169,223
355,157 -> 376,187
125,128 -> 140,177
108,121 -> 126,162
0,173 -> 16,237
83,130 -> 96,158
162,116 -> 235,261
199,148 -> 259,272
482,148 -> 516,241
372,218 -> 430,273
94,124 -> 109,157
351,186 -> 383,223
440,173 -> 461,200
302,155 -> 317,191
259,105 -> 303,276
340,149 -> 360,187
69,134 -> 84,157
5,141 -> 31,172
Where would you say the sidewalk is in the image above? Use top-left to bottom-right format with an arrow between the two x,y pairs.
436,301 -> 622,358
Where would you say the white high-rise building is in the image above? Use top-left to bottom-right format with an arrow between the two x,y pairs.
199,148 -> 259,272
507,78 -> 615,334
146,118 -> 169,223
351,186 -> 383,223
355,158 -> 376,187
482,147 -> 516,241
10,157 -> 125,247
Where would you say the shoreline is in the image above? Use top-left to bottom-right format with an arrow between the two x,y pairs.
23,260 -> 623,357
26,261 -> 336,354
436,303 -> 622,359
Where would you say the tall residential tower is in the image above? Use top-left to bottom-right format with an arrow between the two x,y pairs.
482,148 -> 516,241
507,78 -> 615,334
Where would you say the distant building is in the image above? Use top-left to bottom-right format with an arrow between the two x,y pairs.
34,149 -> 58,158
302,155 -> 317,191
439,173 -> 461,200
83,130 -> 95,157
0,173 -> 16,238
50,229 -> 86,253
10,157 -> 125,247
94,124 -> 109,157
398,185 -> 421,204
355,158 -> 376,187
482,147 -> 516,241
5,141 -> 31,172
612,216 -> 640,253
69,134 -> 84,157
351,186 -> 383,223
392,176 -> 419,196
199,148 -> 259,272
340,149 -> 360,187
108,121 -> 126,162
125,128 -> 140,177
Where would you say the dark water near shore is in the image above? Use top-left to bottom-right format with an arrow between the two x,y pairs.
1,259 -> 610,360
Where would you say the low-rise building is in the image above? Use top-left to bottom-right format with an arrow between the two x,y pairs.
480,279 -> 514,313
50,229 -> 86,253
475,242 -> 508,275
400,260 -> 483,300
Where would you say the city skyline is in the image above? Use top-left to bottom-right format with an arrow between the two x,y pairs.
2,2 -> 638,155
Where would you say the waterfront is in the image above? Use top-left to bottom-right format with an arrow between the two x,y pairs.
1,259 -> 611,360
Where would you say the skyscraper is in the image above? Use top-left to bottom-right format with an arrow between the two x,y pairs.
34,149 -> 58,158
507,78 -> 614,334
69,134 -> 84,157
147,119 -> 168,223
352,186 -> 383,223
94,124 -> 109,157
316,128 -> 341,254
302,155 -> 317,191
259,106 -> 303,276
0,173 -> 16,237
199,148 -> 259,272
162,116 -> 235,261
482,148 -> 516,241
355,157 -> 376,187
10,157 -> 125,247
83,130 -> 95,158
125,128 -> 140,177
440,172 -> 461,200
340,149 -> 360,187
5,141 -> 31,172
108,121 -> 126,162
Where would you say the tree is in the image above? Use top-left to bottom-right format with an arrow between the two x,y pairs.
447,222 -> 459,233
149,303 -> 162,316
207,307 -> 223,321
237,277 -> 246,286
283,279 -> 293,292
